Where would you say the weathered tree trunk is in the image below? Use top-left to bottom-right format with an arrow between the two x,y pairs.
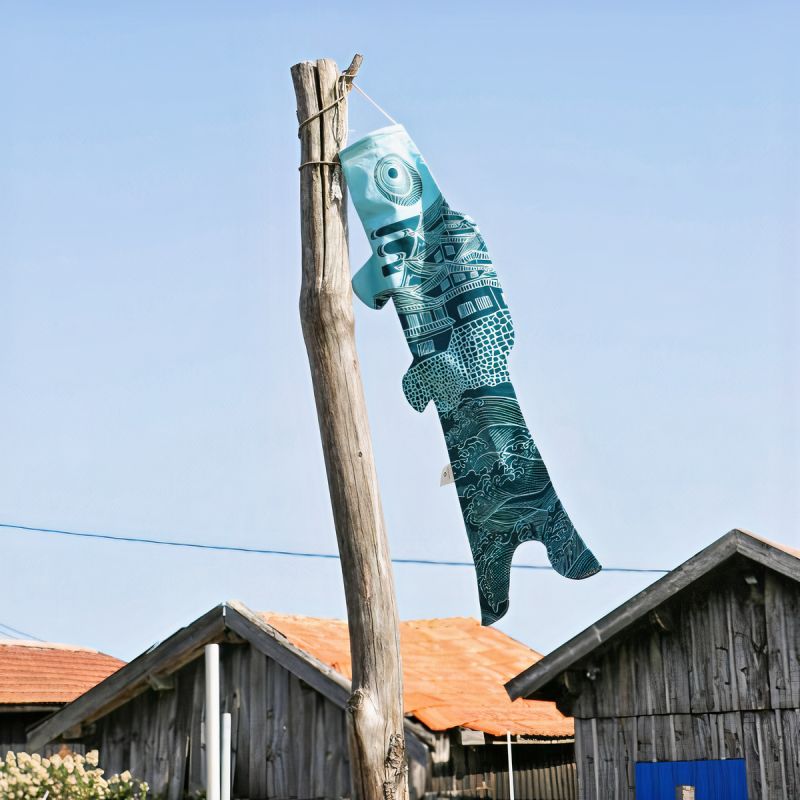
290,56 -> 408,800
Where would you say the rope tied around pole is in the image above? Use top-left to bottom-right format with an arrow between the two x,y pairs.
298,160 -> 340,170
296,54 -> 398,171
296,53 -> 361,134
296,83 -> 349,133
296,68 -> 350,172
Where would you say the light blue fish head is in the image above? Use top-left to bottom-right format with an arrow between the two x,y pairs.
339,125 -> 442,309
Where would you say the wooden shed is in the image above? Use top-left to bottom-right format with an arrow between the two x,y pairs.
0,639 -> 122,755
28,602 -> 577,799
506,529 -> 800,799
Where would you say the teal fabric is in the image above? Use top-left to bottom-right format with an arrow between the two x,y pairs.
340,125 -> 601,625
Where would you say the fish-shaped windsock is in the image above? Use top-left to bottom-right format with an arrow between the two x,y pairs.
339,125 -> 601,624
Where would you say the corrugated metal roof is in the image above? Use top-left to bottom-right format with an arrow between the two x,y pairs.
0,640 -> 124,705
260,613 -> 573,738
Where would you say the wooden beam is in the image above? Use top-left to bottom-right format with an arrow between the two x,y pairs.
27,604 -> 226,750
734,531 -> 800,584
223,601 -> 351,707
291,56 -> 408,800
146,672 -> 175,691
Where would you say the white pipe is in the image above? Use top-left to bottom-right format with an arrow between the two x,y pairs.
221,712 -> 232,800
205,644 -> 221,800
506,731 -> 515,800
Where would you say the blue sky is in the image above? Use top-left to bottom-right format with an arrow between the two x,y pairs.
1,2 -> 797,661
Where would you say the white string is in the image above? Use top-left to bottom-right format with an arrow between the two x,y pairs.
352,83 -> 398,126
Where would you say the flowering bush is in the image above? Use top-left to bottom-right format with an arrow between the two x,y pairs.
0,750 -> 148,799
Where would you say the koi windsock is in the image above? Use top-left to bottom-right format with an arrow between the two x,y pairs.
339,125 -> 601,624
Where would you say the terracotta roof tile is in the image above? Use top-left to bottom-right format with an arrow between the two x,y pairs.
260,613 -> 572,738
0,640 -> 124,705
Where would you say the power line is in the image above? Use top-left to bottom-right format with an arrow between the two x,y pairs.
0,620 -> 43,641
1,521 -> 669,574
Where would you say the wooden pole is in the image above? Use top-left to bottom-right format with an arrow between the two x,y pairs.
290,55 -> 408,800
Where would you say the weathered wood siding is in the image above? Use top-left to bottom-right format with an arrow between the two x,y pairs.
2,712 -> 41,756
562,560 -> 800,799
428,733 -> 576,799
574,710 -> 800,799
88,643 -> 352,800
1,711 -> 82,757
568,563 -> 799,719
83,640 -> 578,799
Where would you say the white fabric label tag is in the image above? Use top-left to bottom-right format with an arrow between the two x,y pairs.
440,464 -> 455,486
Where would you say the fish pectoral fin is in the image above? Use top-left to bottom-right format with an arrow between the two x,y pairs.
401,362 -> 433,412
352,253 -> 403,309
401,350 -> 471,414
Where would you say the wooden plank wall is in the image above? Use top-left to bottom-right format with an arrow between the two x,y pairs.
428,733 -> 576,799
1,712 -> 86,758
566,563 -> 800,799
570,565 -> 800,720
87,642 -> 576,800
90,643 -> 352,800
575,710 -> 800,800
230,643 -> 351,800
2,713 -> 42,756
81,635 -> 587,800
94,662 -> 184,794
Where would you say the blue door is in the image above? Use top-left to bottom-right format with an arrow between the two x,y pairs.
635,759 -> 747,799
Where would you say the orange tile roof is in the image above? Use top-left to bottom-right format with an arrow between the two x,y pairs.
0,640 -> 124,705
260,613 -> 573,738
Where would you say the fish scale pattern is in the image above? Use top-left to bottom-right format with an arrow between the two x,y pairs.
402,309 -> 514,413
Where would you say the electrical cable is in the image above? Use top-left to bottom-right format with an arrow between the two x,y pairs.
0,521 -> 669,574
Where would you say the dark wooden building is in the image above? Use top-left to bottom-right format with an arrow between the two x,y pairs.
506,529 -> 800,799
28,602 -> 577,799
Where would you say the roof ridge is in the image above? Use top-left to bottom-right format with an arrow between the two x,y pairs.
258,613 -> 485,625
401,616 -> 482,624
258,611 -> 347,623
0,639 -> 119,656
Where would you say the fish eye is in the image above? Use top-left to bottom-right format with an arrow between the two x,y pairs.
374,155 -> 423,206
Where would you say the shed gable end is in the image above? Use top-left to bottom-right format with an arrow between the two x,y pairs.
551,558 -> 800,719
